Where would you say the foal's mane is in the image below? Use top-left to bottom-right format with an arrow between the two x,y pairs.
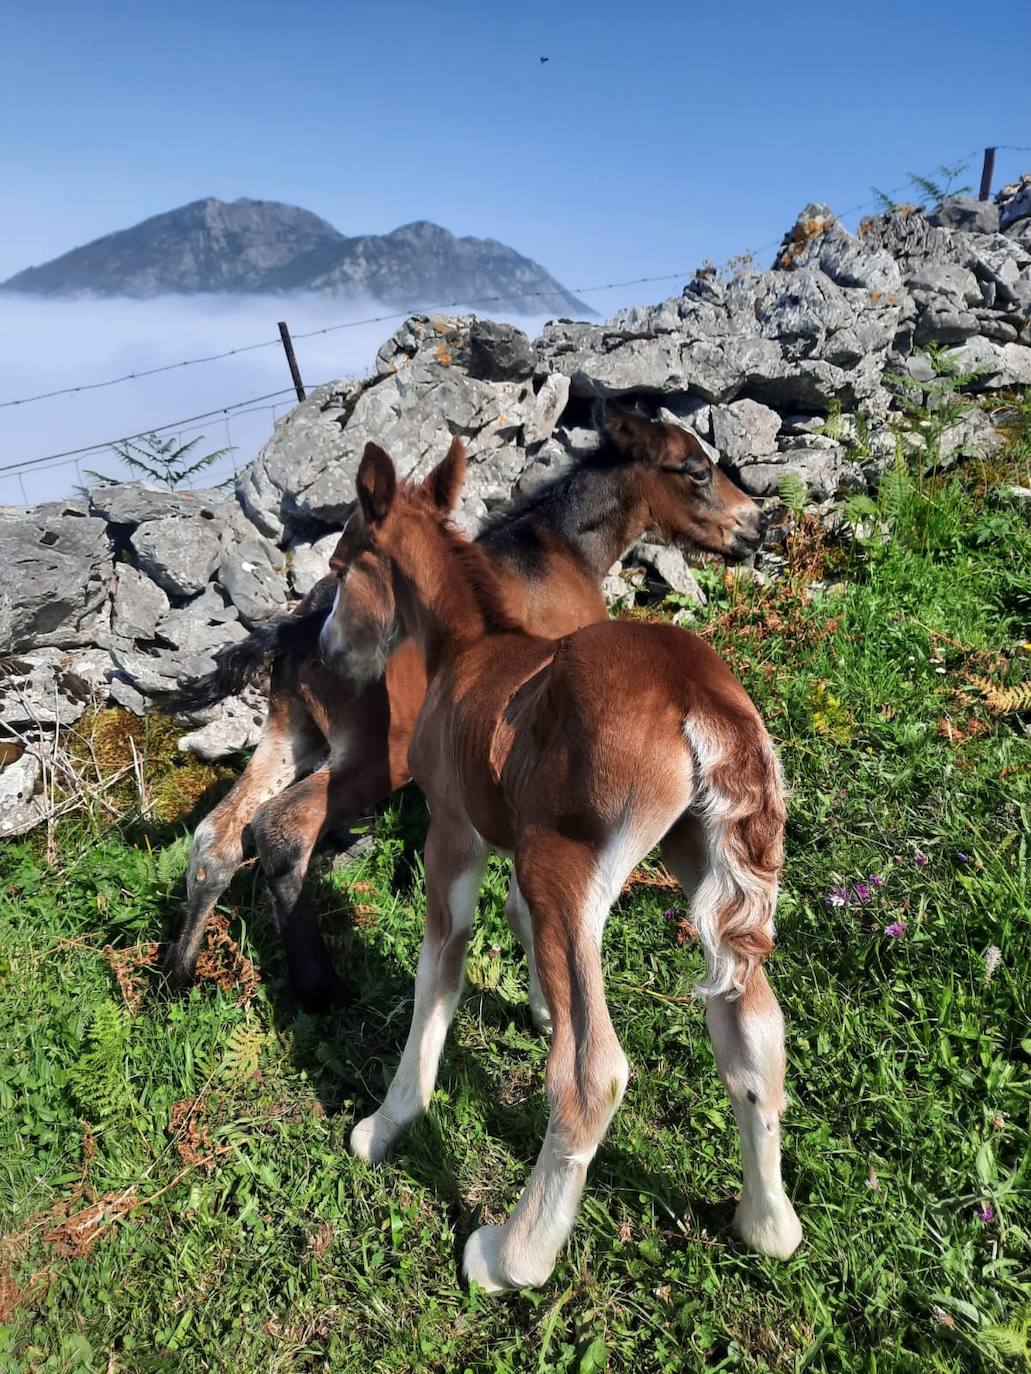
402,483 -> 527,637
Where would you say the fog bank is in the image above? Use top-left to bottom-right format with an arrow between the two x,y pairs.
0,291 -> 588,508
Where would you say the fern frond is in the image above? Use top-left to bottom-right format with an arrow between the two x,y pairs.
68,1000 -> 132,1121
971,677 -> 1031,716
778,471 -> 809,516
219,1022 -> 265,1087
157,835 -> 192,889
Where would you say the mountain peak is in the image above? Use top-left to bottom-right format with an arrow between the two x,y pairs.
1,201 -> 592,316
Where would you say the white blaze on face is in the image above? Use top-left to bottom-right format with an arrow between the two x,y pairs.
318,584 -> 344,661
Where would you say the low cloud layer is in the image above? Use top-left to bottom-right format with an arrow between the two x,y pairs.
0,292 -> 574,508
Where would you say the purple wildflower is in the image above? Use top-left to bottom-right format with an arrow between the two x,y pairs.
663,907 -> 680,923
957,852 -> 972,865
867,874 -> 885,887
825,885 -> 850,909
914,851 -> 929,867
977,1204 -> 995,1225
884,921 -> 907,939
853,881 -> 873,904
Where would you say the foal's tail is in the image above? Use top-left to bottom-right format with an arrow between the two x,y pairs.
155,576 -> 336,715
682,713 -> 786,1000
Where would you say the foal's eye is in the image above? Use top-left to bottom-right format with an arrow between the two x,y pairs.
685,462 -> 711,485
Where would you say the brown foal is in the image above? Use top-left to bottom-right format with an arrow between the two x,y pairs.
323,438 -> 802,1293
165,404 -> 765,1010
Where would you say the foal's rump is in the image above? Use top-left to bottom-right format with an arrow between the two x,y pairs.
524,618 -> 785,999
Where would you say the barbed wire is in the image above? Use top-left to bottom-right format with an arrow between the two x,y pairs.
0,272 -> 696,411
3,143 -> 1028,489
0,386 -> 317,477
3,141 -> 1027,414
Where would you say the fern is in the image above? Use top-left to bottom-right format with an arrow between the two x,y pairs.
68,1000 -> 132,1121
842,493 -> 879,530
907,161 -> 972,206
972,677 -> 1031,717
157,835 -> 192,889
816,398 -> 843,441
83,432 -> 234,492
219,1022 -> 265,1087
778,471 -> 809,516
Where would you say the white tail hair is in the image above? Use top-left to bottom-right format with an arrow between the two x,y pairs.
682,714 -> 785,1000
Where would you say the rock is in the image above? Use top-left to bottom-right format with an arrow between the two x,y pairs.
219,530 -> 289,624
944,338 -> 1031,389
997,174 -> 1031,231
602,561 -> 645,606
937,408 -> 1004,464
999,484 -> 1031,506
927,196 -> 1000,236
1,649 -> 91,730
466,320 -> 537,381
236,379 -> 368,540
261,318 -> 567,533
0,513 -> 112,652
737,445 -> 846,502
177,685 -> 268,760
0,749 -> 44,837
288,530 -> 342,595
89,483 -> 230,527
107,675 -> 147,714
178,705 -> 262,760
110,588 -> 247,697
711,399 -> 782,464
131,515 -> 222,599
657,395 -> 713,438
780,217 -> 905,297
629,541 -> 706,604
112,564 -> 170,640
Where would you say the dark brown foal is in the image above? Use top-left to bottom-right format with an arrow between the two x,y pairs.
164,404 -> 765,1009
325,438 -> 801,1293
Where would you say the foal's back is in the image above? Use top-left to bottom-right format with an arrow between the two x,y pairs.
420,618 -> 770,845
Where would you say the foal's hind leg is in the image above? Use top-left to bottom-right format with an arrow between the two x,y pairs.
662,812 -> 801,1259
164,690 -> 323,989
706,972 -> 801,1259
250,752 -> 393,1012
503,878 -> 551,1035
350,816 -> 488,1163
464,834 -> 630,1292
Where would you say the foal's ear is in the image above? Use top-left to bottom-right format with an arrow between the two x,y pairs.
420,435 -> 466,512
357,442 -> 397,526
595,400 -> 695,468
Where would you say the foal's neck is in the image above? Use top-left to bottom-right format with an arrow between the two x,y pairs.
539,460 -> 652,580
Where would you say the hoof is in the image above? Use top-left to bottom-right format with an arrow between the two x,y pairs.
349,1113 -> 397,1165
733,1193 -> 802,1260
463,1224 -> 553,1293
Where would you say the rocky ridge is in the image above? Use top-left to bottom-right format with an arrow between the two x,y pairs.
2,178 -> 1030,835
0,197 -> 592,316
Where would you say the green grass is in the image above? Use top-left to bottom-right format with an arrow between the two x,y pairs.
1,471 -> 1029,1373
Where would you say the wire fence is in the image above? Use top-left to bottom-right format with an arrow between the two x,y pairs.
3,143 -> 1029,501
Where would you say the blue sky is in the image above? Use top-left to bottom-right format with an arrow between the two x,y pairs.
3,0 -> 1030,287
1,0 -> 1029,503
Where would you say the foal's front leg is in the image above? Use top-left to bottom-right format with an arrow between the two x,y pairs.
350,819 -> 488,1163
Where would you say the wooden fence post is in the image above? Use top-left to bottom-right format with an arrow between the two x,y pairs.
278,322 -> 306,402
978,148 -> 997,202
